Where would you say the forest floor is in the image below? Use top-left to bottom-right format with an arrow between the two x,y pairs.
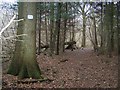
2,48 -> 118,88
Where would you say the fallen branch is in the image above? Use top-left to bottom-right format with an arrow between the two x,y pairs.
41,44 -> 49,49
59,59 -> 68,63
65,41 -> 78,50
64,41 -> 76,45
13,19 -> 24,22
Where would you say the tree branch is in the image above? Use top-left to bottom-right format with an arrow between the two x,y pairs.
0,15 -> 16,36
3,34 -> 27,40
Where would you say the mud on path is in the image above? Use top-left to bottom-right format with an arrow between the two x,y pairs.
2,48 -> 118,88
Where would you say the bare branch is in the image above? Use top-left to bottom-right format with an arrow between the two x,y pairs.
2,34 -> 27,40
14,19 -> 24,22
0,15 -> 16,36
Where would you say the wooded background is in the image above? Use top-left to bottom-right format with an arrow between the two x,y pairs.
0,1 -> 120,88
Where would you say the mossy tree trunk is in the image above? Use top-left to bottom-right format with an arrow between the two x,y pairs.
7,2 -> 42,79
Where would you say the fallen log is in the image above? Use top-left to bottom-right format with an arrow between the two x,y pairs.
37,41 -> 77,53
41,44 -> 49,49
36,44 -> 49,54
65,41 -> 78,50
64,41 -> 76,45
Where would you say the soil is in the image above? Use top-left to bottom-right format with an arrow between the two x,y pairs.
2,48 -> 118,89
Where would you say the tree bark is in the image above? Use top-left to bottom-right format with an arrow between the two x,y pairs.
56,3 -> 61,55
45,3 -> 48,45
100,2 -> 105,54
80,3 -> 87,48
107,3 -> 114,57
117,1 -> 120,88
49,3 -> 54,55
110,2 -> 114,51
63,3 -> 67,52
38,3 -> 42,55
93,16 -> 98,52
8,2 -> 42,79
81,12 -> 86,47
100,2 -> 103,48
7,2 -> 24,76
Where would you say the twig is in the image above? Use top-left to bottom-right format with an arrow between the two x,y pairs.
14,19 -> 24,22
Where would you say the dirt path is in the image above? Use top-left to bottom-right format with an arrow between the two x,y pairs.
2,48 -> 118,88
38,48 -> 118,88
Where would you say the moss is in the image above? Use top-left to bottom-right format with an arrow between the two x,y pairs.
26,61 -> 42,79
18,63 -> 29,79
7,58 -> 20,76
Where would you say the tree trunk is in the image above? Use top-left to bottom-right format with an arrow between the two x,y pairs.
7,2 -> 24,76
8,2 -> 42,79
107,3 -> 114,57
110,2 -> 114,51
45,3 -> 48,45
104,3 -> 112,57
0,31 -> 2,89
117,1 -> 120,88
100,2 -> 105,54
100,2 -> 103,48
56,3 -> 61,55
71,9 -> 75,51
93,17 -> 98,52
63,3 -> 67,52
38,3 -> 42,55
49,3 -> 54,55
72,18 -> 75,42
81,13 -> 86,47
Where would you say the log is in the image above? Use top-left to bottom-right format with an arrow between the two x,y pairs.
64,41 -> 76,45
37,41 -> 77,52
65,41 -> 77,50
41,44 -> 49,49
36,43 -> 49,54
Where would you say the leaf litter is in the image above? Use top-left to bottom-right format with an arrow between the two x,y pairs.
2,48 -> 118,88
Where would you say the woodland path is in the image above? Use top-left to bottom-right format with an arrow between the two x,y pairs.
38,48 -> 118,88
3,48 -> 118,88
